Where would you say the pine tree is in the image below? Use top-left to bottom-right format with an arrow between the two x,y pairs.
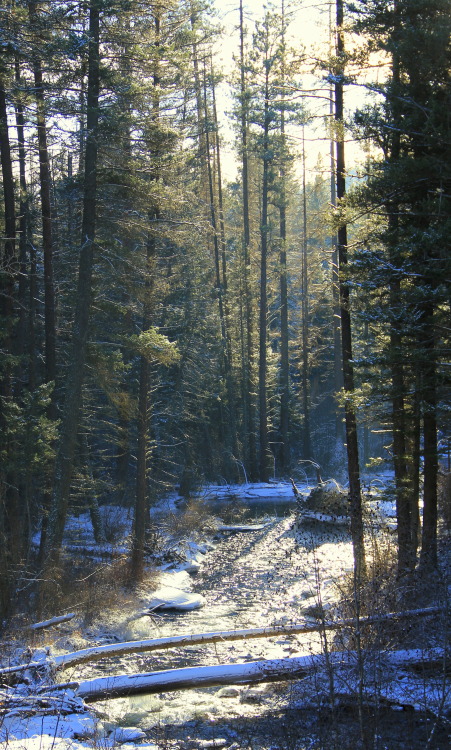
349,0 -> 451,574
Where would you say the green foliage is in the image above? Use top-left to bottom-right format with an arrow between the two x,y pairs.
0,384 -> 58,473
129,327 -> 180,365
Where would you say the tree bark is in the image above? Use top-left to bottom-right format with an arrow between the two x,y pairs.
278,0 -> 290,475
335,0 -> 365,579
239,0 -> 258,480
301,126 -> 312,460
0,72 -> 18,618
419,301 -> 438,571
44,0 -> 100,562
258,62 -> 271,483
29,1 -> 57,401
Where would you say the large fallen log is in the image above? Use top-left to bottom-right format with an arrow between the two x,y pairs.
75,655 -> 314,700
28,613 -> 76,631
70,647 -> 448,702
0,606 -> 442,679
53,606 -> 444,671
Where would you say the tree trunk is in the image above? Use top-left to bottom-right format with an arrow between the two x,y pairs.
239,0 -> 257,480
131,12 -> 160,581
211,58 -> 238,463
258,64 -> 271,482
0,72 -> 18,619
278,1 -> 290,475
202,62 -> 234,463
328,3 -> 343,445
44,0 -> 100,563
132,346 -> 151,580
301,126 -> 312,460
29,1 -> 57,401
335,0 -> 365,579
419,301 -> 438,571
13,58 -> 29,396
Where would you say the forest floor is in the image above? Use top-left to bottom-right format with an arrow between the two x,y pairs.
1,480 -> 450,750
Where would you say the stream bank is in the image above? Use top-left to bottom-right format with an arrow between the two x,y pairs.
2,484 -> 449,749
68,497 -> 355,746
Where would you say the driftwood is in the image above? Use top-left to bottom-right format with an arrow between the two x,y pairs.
0,606 -> 442,680
216,523 -> 271,532
0,687 -> 84,717
67,647 -> 448,702
28,613 -> 76,631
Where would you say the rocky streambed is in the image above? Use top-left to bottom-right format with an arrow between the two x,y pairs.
72,502 -> 355,748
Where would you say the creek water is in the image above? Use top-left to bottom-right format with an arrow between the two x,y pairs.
78,497 -> 355,747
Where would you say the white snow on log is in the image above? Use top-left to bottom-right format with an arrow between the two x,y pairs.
76,655 -> 314,700
147,587 -> 206,612
296,510 -> 350,526
28,613 -> 76,631
2,607 -> 442,677
75,647 -> 449,702
203,482 -> 299,500
216,523 -> 272,532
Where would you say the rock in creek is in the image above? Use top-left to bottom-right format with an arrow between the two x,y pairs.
148,587 -> 206,612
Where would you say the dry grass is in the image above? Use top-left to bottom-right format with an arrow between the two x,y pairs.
330,533 -> 404,651
36,554 -> 154,627
158,498 -> 218,539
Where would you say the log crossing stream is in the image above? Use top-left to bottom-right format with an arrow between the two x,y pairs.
71,499 -> 355,742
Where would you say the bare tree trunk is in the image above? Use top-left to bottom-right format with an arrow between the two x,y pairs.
419,301 -> 438,572
13,58 -> 29,395
13,60 -> 34,558
335,0 -> 365,579
44,0 -> 100,563
258,62 -> 271,483
239,0 -> 257,480
301,126 -> 312,460
29,1 -> 57,402
278,0 -> 290,476
211,59 -> 238,462
328,3 -> 343,445
131,12 -> 161,582
0,73 -> 18,618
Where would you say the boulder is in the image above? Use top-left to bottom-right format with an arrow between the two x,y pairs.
148,587 -> 206,612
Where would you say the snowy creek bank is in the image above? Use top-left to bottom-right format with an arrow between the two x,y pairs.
77,493 -> 354,743
0,484 -> 357,748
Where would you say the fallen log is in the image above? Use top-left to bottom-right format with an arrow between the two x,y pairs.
75,655 -> 313,701
0,606 -> 443,679
69,647 -> 448,702
216,523 -> 272,532
51,606 -> 443,671
28,613 -> 76,631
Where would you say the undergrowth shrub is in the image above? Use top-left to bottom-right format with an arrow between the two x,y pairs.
331,532 -> 401,650
158,498 -> 218,540
36,554 -> 155,626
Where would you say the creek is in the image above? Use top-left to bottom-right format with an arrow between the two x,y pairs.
75,494 -> 355,747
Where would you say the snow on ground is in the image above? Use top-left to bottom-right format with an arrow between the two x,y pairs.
4,477 -> 429,750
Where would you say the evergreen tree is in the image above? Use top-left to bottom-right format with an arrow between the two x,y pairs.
349,0 -> 451,574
